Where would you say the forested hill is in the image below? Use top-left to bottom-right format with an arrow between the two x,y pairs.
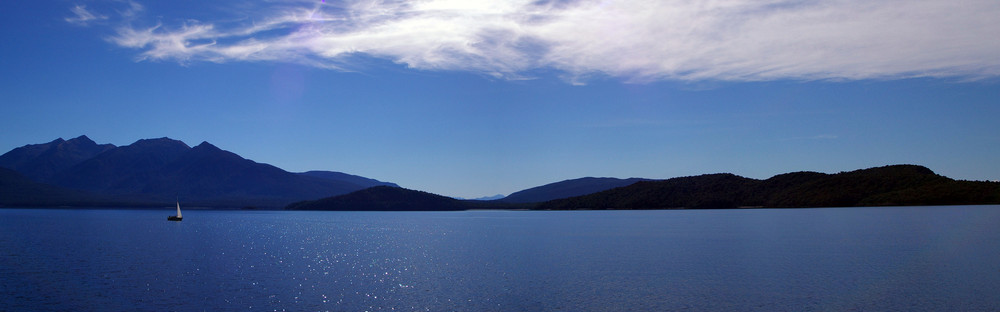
536,165 -> 1000,209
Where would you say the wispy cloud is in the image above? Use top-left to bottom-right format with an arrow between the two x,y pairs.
66,5 -> 108,26
81,0 -> 1000,82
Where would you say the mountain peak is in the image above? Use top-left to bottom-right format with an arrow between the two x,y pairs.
69,135 -> 94,144
194,141 -> 219,150
129,137 -> 190,149
0,136 -> 116,182
60,135 -> 111,152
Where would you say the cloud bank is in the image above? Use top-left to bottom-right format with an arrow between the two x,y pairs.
85,0 -> 1000,82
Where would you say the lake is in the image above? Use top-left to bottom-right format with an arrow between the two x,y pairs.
2,206 -> 999,311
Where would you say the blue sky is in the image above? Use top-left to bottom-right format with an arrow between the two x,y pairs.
2,0 -> 999,198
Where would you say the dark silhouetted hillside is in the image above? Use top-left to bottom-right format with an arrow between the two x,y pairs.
537,174 -> 755,209
0,167 -> 100,207
49,137 -> 191,193
757,165 -> 956,207
538,165 -> 1000,209
287,186 -> 467,211
501,177 -> 649,203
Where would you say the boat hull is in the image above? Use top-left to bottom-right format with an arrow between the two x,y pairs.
167,216 -> 182,221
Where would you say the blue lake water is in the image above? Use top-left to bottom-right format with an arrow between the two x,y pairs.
2,206 -> 999,311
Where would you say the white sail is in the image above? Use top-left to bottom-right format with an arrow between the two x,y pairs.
176,201 -> 182,218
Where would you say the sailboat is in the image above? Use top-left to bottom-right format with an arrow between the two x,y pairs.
167,200 -> 183,221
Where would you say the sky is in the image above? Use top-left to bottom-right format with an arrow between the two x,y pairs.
1,0 -> 999,198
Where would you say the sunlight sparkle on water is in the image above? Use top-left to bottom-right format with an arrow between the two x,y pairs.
2,209 -> 999,311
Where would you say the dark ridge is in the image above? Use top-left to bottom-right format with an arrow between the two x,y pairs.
298,171 -> 400,188
142,140 -> 372,207
287,186 -> 466,211
537,165 -> 1000,210
501,177 -> 649,203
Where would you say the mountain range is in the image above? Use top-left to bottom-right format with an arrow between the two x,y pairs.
2,136 -> 999,210
288,165 -> 1000,211
0,136 -> 397,208
0,136 -> 114,182
537,165 -> 1000,209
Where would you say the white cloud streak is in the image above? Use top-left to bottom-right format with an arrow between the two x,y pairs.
88,0 -> 1000,82
66,5 -> 108,25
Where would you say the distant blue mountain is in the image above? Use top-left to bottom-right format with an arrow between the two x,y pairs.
0,137 -> 401,208
501,177 -> 650,203
465,194 -> 506,201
